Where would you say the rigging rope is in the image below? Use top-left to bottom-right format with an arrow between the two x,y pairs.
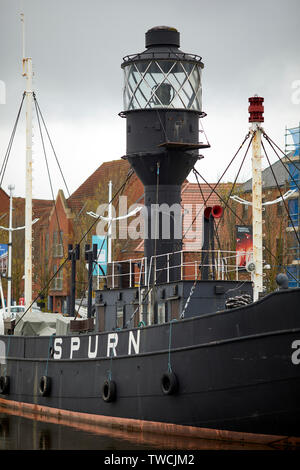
33,94 -> 71,198
14,169 -> 135,327
125,161 -> 161,327
193,168 -> 230,280
262,132 -> 300,194
74,168 -> 134,320
184,132 -> 251,241
126,132 -> 267,324
214,135 -> 254,233
180,269 -> 199,318
186,134 -> 252,305
212,134 -> 254,280
33,92 -> 135,311
33,94 -> 89,243
194,168 -> 299,284
125,128 -> 299,325
125,133 -> 253,324
0,93 -> 26,188
153,161 -> 160,284
33,95 -> 65,258
261,139 -> 300,247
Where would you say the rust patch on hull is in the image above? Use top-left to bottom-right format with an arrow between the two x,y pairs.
0,397 -> 299,450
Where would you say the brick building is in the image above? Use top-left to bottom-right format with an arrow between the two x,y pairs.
2,149 -> 297,312
38,159 -> 136,313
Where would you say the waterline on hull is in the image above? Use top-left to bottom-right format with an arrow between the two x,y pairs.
0,397 -> 299,450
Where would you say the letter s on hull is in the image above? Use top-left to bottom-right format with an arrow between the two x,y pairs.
291,340 -> 300,365
54,338 -> 62,359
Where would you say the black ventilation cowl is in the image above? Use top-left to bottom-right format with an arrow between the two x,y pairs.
145,26 -> 180,48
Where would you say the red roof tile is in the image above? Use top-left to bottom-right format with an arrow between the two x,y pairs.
67,160 -> 131,212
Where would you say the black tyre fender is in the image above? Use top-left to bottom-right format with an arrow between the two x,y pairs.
39,376 -> 51,397
102,379 -> 116,402
161,371 -> 178,395
0,376 -> 10,395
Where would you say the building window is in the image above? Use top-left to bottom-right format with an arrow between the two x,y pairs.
242,203 -> 249,219
288,198 -> 299,227
52,230 -> 63,257
52,263 -> 63,290
45,233 -> 49,261
277,200 -> 284,216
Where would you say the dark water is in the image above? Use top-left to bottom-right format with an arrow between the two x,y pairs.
0,411 -> 155,451
0,410 -> 293,452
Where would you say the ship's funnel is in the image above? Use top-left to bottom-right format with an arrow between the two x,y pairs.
202,205 -> 222,281
204,207 -> 212,220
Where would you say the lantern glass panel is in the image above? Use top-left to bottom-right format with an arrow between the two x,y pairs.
123,60 -> 202,112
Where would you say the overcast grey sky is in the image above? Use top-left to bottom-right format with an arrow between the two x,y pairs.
0,0 -> 300,199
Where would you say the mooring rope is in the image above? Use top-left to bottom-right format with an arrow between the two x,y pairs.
44,333 -> 55,377
167,319 -> 177,373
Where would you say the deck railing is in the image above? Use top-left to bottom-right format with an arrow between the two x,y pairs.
95,249 -> 254,289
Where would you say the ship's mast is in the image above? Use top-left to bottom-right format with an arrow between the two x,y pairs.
21,13 -> 33,313
249,96 -> 264,301
7,184 -> 15,317
108,180 -> 112,264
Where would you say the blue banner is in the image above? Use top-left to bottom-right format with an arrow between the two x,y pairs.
0,244 -> 8,274
288,162 -> 300,190
288,198 -> 299,226
288,127 -> 300,156
92,236 -> 108,275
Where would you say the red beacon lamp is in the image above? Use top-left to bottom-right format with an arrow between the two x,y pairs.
248,95 -> 264,123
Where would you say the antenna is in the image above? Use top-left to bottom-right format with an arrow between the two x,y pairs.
20,13 -> 26,75
21,13 -> 25,58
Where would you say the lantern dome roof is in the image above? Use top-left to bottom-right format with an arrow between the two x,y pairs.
121,27 -> 203,68
145,26 -> 180,48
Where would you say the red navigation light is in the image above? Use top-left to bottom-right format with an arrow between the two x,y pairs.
248,96 -> 264,123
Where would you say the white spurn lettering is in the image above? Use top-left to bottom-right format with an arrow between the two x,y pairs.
128,330 -> 140,355
107,333 -> 118,357
88,335 -> 99,358
53,337 -> 62,359
70,337 -> 80,359
52,331 -> 142,360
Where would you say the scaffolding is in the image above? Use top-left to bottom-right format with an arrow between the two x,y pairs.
285,124 -> 300,287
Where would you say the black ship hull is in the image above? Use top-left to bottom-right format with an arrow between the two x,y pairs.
0,287 -> 300,439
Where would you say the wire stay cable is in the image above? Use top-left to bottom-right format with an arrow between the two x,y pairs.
14,169 -> 135,327
261,139 -> 300,247
193,168 -> 299,284
0,93 -> 26,188
33,95 -> 65,259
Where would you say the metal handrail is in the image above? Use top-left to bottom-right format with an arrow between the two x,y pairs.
96,250 -> 254,287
